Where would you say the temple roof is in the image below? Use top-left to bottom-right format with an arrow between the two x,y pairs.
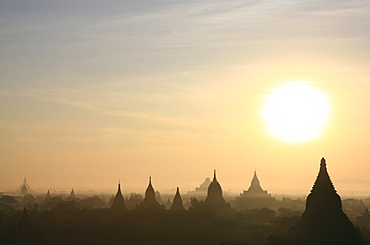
145,176 -> 156,200
174,187 -> 181,199
247,171 -> 264,193
288,157 -> 364,244
20,184 -> 28,195
310,157 -> 337,194
44,190 -> 51,202
66,188 -> 76,201
114,183 -> 124,200
111,182 -> 127,211
171,187 -> 185,210
19,176 -> 31,193
138,176 -> 162,209
303,157 -> 342,213
207,170 -> 223,199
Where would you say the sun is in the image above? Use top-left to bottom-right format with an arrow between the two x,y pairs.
262,81 -> 331,143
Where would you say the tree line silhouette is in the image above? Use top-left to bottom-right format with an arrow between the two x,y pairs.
1,193 -> 370,244
0,195 -> 303,245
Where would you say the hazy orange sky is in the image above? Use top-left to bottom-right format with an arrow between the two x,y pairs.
1,1 -> 370,195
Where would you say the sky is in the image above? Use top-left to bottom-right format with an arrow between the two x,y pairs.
1,0 -> 370,196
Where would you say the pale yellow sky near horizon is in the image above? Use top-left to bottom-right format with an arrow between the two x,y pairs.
1,0 -> 370,196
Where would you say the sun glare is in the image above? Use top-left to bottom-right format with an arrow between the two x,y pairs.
262,82 -> 331,143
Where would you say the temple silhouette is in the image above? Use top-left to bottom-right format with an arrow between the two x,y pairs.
234,170 -> 276,210
137,176 -> 162,209
204,170 -> 233,215
243,171 -> 270,197
268,157 -> 365,244
19,177 -> 30,195
111,182 -> 127,212
43,190 -> 51,203
170,187 -> 185,211
66,188 -> 77,201
187,177 -> 211,197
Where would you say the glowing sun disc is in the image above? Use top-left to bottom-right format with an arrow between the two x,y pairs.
262,82 -> 330,142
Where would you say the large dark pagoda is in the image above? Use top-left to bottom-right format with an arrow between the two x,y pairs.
286,158 -> 365,245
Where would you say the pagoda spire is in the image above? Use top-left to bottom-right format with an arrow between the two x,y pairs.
20,184 -> 28,195
138,175 -> 162,209
66,188 -> 76,201
247,170 -> 264,192
111,180 -> 127,211
44,190 -> 51,202
206,170 -> 223,201
205,170 -> 232,215
310,157 -> 337,194
144,176 -> 155,201
19,177 -> 31,195
171,187 -> 185,210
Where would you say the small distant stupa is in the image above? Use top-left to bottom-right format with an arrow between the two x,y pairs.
170,187 -> 185,211
44,190 -> 51,202
20,185 -> 28,195
111,181 -> 127,212
66,189 -> 77,201
19,177 -> 30,195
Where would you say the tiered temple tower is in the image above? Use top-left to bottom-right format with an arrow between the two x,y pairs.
234,171 -> 276,209
111,182 -> 127,212
271,158 -> 365,245
138,177 -> 162,209
170,187 -> 185,211
243,171 -> 269,197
